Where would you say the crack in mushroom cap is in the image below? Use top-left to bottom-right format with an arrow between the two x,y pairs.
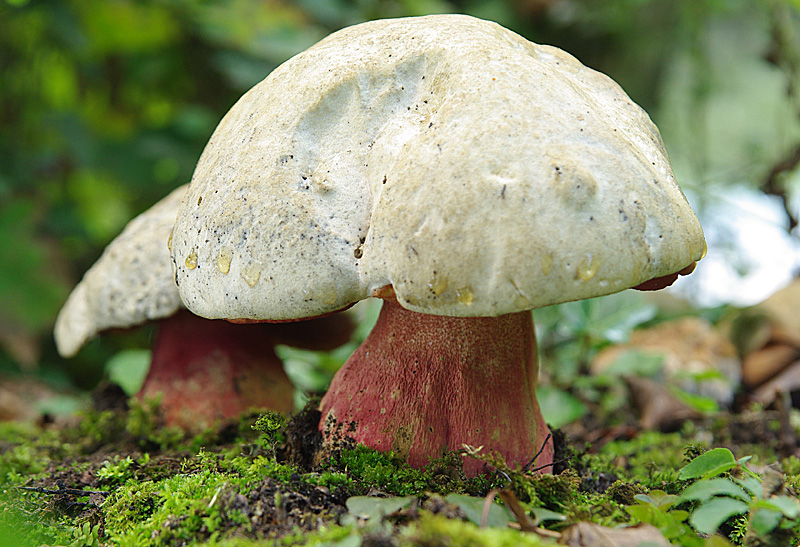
171,14 -> 706,321
54,185 -> 187,357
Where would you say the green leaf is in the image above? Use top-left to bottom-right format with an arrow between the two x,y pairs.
735,476 -> 762,498
530,507 -> 566,527
679,448 -> 737,480
34,395 -> 84,418
444,493 -> 511,528
535,386 -> 587,428
633,493 -> 657,506
106,349 -> 151,396
635,490 -> 680,510
756,496 -> 800,519
704,536 -> 735,547
689,498 -> 749,535
679,478 -> 750,504
749,507 -> 783,536
345,496 -> 413,522
626,504 -> 658,525
604,349 -> 665,378
557,291 -> 657,344
669,386 -> 719,414
331,536 -> 362,547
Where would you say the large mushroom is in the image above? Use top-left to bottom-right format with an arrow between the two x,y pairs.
169,15 -> 706,474
55,185 -> 353,430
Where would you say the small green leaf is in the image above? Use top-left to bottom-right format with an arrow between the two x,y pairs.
679,448 -> 737,480
757,496 -> 800,519
332,535 -> 362,547
535,386 -> 587,428
734,476 -> 762,497
679,478 -> 750,503
605,349 -> 664,378
346,496 -> 413,522
704,536 -> 736,547
106,349 -> 151,396
689,497 -> 749,535
669,509 -> 691,523
633,493 -> 657,506
749,507 -> 783,536
635,489 -> 679,509
530,507 -> 566,527
445,493 -> 511,528
626,504 -> 655,522
669,386 -> 719,414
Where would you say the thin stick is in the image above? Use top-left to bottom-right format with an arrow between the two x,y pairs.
480,489 -> 500,528
522,432 -> 552,473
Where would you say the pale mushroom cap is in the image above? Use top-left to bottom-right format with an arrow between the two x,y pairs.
171,14 -> 706,321
54,185 -> 186,357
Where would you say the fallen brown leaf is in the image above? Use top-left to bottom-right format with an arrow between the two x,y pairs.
558,522 -> 669,546
626,375 -> 700,431
742,343 -> 800,388
753,359 -> 800,407
592,317 -> 739,406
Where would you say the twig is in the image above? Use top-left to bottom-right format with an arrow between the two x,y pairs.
526,457 -> 569,474
488,488 -> 561,539
496,489 -> 538,532
763,145 -> 800,231
522,432 -> 553,473
480,489 -> 500,528
775,389 -> 797,456
762,1 -> 800,230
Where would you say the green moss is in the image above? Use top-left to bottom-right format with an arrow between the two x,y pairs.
0,503 -> 72,547
400,512 -> 556,546
606,480 -> 647,506
575,431 -> 699,492
125,398 -> 186,450
328,445 -> 429,495
275,524 -> 356,546
782,455 -> 800,478
61,409 -> 128,451
524,470 -> 582,508
103,480 -> 161,539
3,403 -> 796,546
323,444 -> 493,497
104,470 -> 240,546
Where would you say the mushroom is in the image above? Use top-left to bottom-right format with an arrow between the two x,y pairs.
169,15 -> 706,474
55,185 -> 353,431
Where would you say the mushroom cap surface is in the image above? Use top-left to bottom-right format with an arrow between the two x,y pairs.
54,185 -> 186,357
171,14 -> 706,321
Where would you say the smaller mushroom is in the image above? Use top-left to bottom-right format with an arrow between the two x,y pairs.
54,185 -> 353,430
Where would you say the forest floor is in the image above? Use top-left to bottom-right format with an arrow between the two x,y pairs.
2,365 -> 800,547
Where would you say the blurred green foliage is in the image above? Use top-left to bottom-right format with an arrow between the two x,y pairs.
1,0 -> 799,394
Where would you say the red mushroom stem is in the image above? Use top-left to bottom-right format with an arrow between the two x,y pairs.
139,310 -> 296,430
319,293 -> 553,477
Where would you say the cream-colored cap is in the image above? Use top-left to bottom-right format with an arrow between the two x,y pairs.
54,185 -> 186,357
171,14 -> 705,321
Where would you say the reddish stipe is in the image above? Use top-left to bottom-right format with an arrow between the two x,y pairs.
140,310 -> 353,431
319,290 -> 553,477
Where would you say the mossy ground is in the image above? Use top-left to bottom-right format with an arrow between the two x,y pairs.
1,382 -> 800,546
